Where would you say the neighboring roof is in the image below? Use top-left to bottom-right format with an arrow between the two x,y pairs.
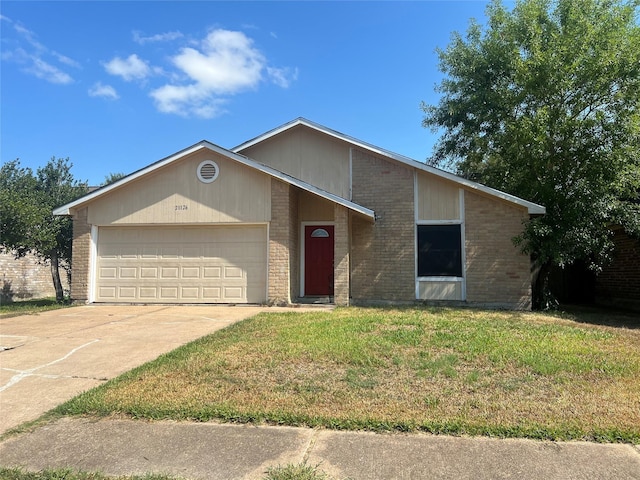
233,117 -> 546,215
52,141 -> 375,221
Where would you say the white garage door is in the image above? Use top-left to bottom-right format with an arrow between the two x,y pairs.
95,225 -> 267,303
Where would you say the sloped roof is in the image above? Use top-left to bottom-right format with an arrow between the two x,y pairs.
53,140 -> 375,220
233,117 -> 546,215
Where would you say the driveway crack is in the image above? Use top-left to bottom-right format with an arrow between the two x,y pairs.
0,339 -> 100,393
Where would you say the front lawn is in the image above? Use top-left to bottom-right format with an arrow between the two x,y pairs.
0,298 -> 72,318
56,307 -> 640,443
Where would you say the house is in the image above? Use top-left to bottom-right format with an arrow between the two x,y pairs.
594,225 -> 640,312
53,118 -> 545,309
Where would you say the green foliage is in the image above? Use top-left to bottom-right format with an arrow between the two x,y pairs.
0,468 -> 182,480
422,0 -> 640,307
102,172 -> 127,186
0,158 -> 87,301
0,298 -> 73,316
264,463 -> 334,480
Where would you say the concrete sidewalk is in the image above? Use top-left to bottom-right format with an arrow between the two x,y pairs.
1,417 -> 639,479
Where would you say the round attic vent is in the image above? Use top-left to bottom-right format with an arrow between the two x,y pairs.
197,160 -> 219,183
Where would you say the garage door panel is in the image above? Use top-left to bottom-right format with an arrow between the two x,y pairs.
160,287 -> 178,299
118,287 -> 136,299
140,267 -> 158,278
161,267 -> 178,278
96,226 -> 266,304
181,267 -> 200,278
203,267 -> 222,278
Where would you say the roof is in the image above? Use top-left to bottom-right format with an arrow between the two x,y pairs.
54,117 -> 545,218
233,117 -> 546,215
52,140 -> 375,221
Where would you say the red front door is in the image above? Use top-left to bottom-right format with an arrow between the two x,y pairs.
304,225 -> 334,296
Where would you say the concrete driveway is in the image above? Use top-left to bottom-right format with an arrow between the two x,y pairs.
0,305 -> 275,434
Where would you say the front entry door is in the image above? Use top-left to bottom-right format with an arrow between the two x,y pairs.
304,225 -> 334,296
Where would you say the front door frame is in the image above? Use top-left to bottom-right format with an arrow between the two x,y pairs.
300,221 -> 335,297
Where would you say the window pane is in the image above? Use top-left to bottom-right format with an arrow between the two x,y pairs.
417,225 -> 462,277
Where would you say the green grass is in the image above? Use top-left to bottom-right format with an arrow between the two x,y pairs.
264,463 -> 337,480
0,468 -> 181,480
0,465 -> 337,480
55,307 -> 640,443
0,298 -> 73,318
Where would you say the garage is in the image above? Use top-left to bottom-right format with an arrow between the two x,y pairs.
95,225 -> 267,304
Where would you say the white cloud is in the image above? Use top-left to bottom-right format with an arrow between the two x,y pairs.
28,56 -> 73,84
150,29 -> 297,119
104,54 -> 151,81
133,30 -> 184,44
173,29 -> 265,93
150,84 -> 228,118
89,82 -> 119,100
1,18 -> 78,84
267,66 -> 298,89
53,52 -> 81,69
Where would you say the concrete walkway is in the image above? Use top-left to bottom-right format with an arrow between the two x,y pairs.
1,417 -> 639,479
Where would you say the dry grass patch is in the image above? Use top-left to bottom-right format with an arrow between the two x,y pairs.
57,307 -> 640,442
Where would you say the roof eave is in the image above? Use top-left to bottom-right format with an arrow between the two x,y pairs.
53,139 -> 376,222
233,118 -> 546,216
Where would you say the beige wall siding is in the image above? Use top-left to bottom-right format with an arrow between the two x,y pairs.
334,204 -> 350,306
238,125 -> 350,199
71,207 -> 91,302
87,151 -> 271,225
299,191 -> 334,222
351,149 -> 415,301
417,280 -> 463,301
465,191 -> 532,309
416,172 -> 460,221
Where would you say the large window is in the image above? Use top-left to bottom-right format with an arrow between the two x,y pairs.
417,224 -> 462,277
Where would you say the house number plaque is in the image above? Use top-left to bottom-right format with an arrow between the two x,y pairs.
175,204 -> 188,211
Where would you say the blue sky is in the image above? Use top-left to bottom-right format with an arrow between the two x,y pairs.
2,1 -> 491,185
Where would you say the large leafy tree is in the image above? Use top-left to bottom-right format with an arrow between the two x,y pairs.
422,0 -> 640,309
0,158 -> 88,302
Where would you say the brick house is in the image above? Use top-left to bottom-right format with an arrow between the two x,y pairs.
594,226 -> 640,311
54,118 -> 545,309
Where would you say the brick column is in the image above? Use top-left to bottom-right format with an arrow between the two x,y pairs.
71,207 -> 91,303
334,204 -> 350,306
268,179 -> 291,305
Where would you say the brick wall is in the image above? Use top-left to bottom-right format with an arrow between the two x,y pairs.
269,179 -> 293,304
0,252 -> 70,301
334,204 -> 350,306
351,148 -> 415,302
595,227 -> 640,311
464,191 -> 532,309
71,207 -> 91,302
289,186 -> 300,300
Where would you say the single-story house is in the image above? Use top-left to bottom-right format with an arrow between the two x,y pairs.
54,118 -> 545,309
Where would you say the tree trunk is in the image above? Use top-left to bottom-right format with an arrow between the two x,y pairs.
50,251 -> 65,303
531,260 -> 554,310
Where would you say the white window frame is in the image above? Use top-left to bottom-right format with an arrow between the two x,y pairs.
414,184 -> 466,300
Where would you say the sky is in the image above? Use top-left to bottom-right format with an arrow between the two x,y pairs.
1,1 -> 492,186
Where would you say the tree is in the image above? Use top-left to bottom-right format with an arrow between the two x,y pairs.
422,0 -> 640,309
0,158 -> 88,302
102,172 -> 127,186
